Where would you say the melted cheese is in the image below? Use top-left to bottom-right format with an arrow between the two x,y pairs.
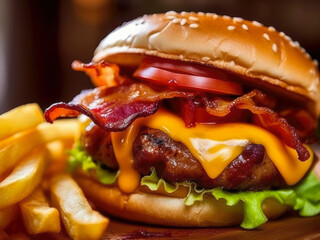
111,109 -> 313,193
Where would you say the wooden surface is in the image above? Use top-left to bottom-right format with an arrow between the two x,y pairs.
103,213 -> 320,240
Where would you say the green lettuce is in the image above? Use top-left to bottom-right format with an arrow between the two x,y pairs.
141,168 -> 320,229
69,143 -> 320,229
68,142 -> 119,185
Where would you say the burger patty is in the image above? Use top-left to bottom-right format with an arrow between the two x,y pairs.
81,122 -> 118,170
81,125 -> 286,190
133,127 -> 286,190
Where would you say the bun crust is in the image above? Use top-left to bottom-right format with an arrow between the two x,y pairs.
93,12 -> 320,114
75,175 -> 288,227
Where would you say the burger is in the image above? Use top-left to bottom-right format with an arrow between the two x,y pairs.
44,12 -> 320,228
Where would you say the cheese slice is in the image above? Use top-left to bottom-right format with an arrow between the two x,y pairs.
111,109 -> 313,193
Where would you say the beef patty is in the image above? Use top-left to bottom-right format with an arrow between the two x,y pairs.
81,124 -> 286,190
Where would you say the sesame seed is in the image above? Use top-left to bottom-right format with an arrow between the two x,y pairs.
198,12 -> 205,16
181,11 -> 187,15
172,18 -> 180,23
201,57 -> 210,62
284,35 -> 292,41
272,43 -> 278,53
309,69 -> 315,75
189,16 -> 199,21
306,53 -> 311,59
166,15 -> 175,20
189,23 -> 199,28
279,32 -> 285,37
166,11 -> 177,15
268,26 -> 276,32
206,13 -> 214,17
180,18 -> 187,25
233,17 -> 243,22
289,41 -> 296,47
213,14 -> 218,19
228,25 -> 235,30
252,21 -> 262,26
230,60 -> 235,66
179,54 -> 184,60
313,60 -> 319,67
242,24 -> 248,30
263,33 -> 270,41
223,15 -> 231,20
294,41 -> 300,47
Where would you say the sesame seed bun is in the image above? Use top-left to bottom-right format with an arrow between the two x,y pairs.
79,12 -> 320,228
75,175 -> 288,227
93,12 -> 320,115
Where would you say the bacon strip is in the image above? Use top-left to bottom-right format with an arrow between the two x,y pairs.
279,108 -> 317,142
203,90 -> 310,161
44,83 -> 195,132
45,101 -> 159,132
45,83 -> 310,161
72,60 -> 120,87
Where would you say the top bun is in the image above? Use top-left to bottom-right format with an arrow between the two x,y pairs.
93,12 -> 320,114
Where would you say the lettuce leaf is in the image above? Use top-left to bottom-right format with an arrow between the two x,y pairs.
68,142 -> 119,185
69,143 -> 320,229
294,172 -> 320,216
141,168 -> 320,229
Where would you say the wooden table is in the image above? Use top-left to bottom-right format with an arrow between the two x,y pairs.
103,213 -> 320,240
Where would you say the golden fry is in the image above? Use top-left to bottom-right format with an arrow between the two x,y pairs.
0,148 -> 46,209
50,174 -> 109,240
45,140 -> 73,177
0,119 -> 79,176
20,187 -> 60,235
0,103 -> 44,141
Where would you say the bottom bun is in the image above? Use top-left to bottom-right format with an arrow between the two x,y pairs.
74,175 -> 289,227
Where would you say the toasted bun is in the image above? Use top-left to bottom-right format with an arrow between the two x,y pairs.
93,12 -> 320,115
75,175 -> 288,227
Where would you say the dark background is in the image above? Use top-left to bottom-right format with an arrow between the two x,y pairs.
0,0 -> 319,113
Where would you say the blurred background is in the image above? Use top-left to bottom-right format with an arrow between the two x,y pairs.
0,0 -> 319,113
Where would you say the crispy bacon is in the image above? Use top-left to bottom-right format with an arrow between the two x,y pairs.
203,90 -> 310,161
44,83 -> 195,132
72,60 -> 120,87
45,101 -> 159,132
279,108 -> 317,142
45,82 -> 311,161
72,60 -> 135,88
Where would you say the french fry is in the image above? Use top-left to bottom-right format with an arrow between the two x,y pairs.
0,119 -> 79,176
0,148 -> 46,209
0,205 -> 18,229
42,140 -> 74,192
46,140 -> 69,163
20,187 -> 60,234
0,103 -> 44,141
50,174 -> 109,240
45,140 -> 73,176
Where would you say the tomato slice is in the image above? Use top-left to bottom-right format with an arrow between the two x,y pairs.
141,57 -> 230,79
133,57 -> 243,95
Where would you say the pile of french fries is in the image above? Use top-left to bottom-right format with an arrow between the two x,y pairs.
0,104 -> 109,240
